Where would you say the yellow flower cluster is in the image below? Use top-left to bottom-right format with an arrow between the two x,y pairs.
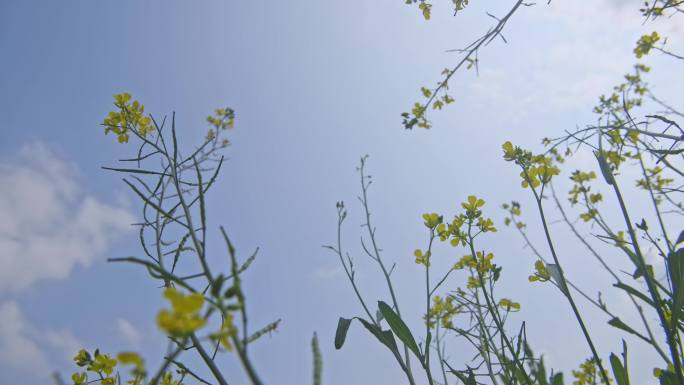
476,216 -> 496,233
157,287 -> 206,336
498,298 -> 521,312
90,353 -> 117,375
209,313 -> 238,351
502,201 -> 526,229
426,295 -> 460,329
634,31 -> 660,58
466,276 -> 481,289
502,141 -> 561,188
103,93 -> 153,144
436,215 -> 467,247
461,195 -> 485,219
414,249 -> 432,266
571,358 -> 608,385
160,372 -> 183,385
417,196 -> 496,269
72,349 -> 145,385
422,212 -> 443,229
637,166 -> 673,202
453,251 -> 495,275
206,107 -> 235,145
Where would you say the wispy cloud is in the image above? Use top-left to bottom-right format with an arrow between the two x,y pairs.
0,142 -> 134,293
0,301 -> 81,376
116,318 -> 143,349
467,0 -> 684,122
312,264 -> 344,281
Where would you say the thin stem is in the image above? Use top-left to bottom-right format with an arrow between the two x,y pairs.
358,157 -> 416,384
609,174 -> 684,383
527,178 -> 611,385
190,334 -> 229,385
424,232 -> 436,385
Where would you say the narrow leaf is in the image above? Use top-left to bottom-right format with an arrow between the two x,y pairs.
607,317 -> 649,343
610,353 -> 629,385
613,283 -> 655,308
356,317 -> 399,354
377,301 -> 422,362
334,318 -> 352,349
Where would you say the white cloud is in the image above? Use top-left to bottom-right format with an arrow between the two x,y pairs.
468,0 -> 684,120
116,318 -> 143,349
0,142 -> 134,293
0,301 -> 81,376
312,264 -> 344,281
0,301 -> 50,373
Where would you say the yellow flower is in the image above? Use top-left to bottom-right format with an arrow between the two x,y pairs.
117,352 -> 144,368
210,314 -> 237,351
157,287 -> 206,336
422,213 -> 442,229
477,217 -> 496,233
160,372 -> 182,385
461,195 -> 485,211
207,107 -> 235,130
466,276 -> 481,289
502,141 -> 517,161
165,286 -> 204,313
71,372 -> 87,385
474,251 -> 494,274
414,249 -> 431,266
498,298 -> 521,312
101,378 -> 116,385
453,254 -> 475,270
528,260 -> 550,282
103,93 -> 154,144
520,168 -> 541,189
425,295 -> 460,329
634,31 -> 660,58
454,252 -> 494,274
89,353 -> 117,375
73,349 -> 91,367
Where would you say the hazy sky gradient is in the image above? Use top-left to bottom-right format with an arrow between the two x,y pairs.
1,1 -> 683,384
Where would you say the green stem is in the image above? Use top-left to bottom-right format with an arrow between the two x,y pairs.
528,181 -> 611,385
191,334 -> 229,385
609,175 -> 684,383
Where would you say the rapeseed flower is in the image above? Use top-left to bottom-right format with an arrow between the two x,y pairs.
103,93 -> 153,143
157,287 -> 206,336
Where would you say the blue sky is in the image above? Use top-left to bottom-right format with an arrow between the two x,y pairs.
1,1 -> 683,385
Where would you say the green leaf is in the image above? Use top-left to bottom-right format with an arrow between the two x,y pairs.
610,352 -> 629,385
675,229 -> 684,247
425,331 -> 432,356
607,317 -> 649,343
550,373 -> 564,385
613,282 -> 655,308
668,249 -> 684,326
335,317 -> 399,357
377,301 -> 422,362
356,318 -> 399,354
594,151 -> 615,185
658,370 -> 677,385
101,166 -> 169,176
334,318 -> 352,349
